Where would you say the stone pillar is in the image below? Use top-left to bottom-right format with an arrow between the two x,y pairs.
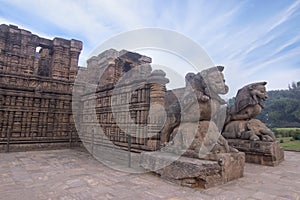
25,40 -> 37,75
148,70 -> 169,105
147,70 -> 169,148
52,38 -> 71,80
7,25 -> 21,73
69,39 -> 82,81
20,29 -> 37,75
52,39 -> 63,79
0,24 -> 8,72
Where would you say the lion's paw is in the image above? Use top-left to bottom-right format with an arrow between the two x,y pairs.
249,134 -> 260,141
262,135 -> 274,142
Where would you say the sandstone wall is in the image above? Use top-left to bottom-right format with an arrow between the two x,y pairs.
0,24 -> 82,152
78,49 -> 169,152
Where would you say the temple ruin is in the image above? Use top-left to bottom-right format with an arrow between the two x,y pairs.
0,24 -> 283,189
74,49 -> 170,153
0,24 -> 82,151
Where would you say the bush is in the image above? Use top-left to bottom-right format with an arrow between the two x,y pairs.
280,139 -> 284,143
287,130 -> 293,137
292,132 -> 300,140
276,134 -> 282,138
273,128 -> 300,140
273,129 -> 281,138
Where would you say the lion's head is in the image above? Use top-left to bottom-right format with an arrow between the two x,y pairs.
185,66 -> 229,97
200,66 -> 229,95
249,82 -> 268,101
234,81 -> 268,113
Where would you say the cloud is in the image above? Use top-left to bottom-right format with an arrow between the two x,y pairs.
237,0 -> 300,60
267,0 -> 300,33
1,0 -> 299,95
2,0 -> 153,65
0,16 -> 54,39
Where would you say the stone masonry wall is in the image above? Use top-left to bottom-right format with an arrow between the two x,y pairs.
0,24 -> 82,152
78,49 -> 169,152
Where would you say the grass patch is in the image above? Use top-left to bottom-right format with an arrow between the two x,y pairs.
273,127 -> 300,139
277,137 -> 300,151
274,127 -> 300,131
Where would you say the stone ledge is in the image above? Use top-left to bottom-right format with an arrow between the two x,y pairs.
227,139 -> 284,166
0,142 -> 81,153
140,151 -> 245,189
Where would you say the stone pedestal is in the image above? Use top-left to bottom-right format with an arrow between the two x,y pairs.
227,139 -> 284,166
140,151 -> 245,189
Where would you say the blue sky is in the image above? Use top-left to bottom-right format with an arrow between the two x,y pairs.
1,0 -> 300,97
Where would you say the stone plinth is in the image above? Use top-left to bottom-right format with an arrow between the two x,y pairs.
227,139 -> 284,166
140,151 -> 245,189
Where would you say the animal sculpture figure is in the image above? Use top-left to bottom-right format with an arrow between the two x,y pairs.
226,82 -> 268,122
160,66 -> 234,153
222,82 -> 276,141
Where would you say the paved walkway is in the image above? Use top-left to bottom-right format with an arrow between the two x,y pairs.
0,149 -> 299,200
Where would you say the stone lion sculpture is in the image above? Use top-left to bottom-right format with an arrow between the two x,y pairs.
185,65 -> 228,105
160,66 -> 236,153
222,119 -> 275,141
181,66 -> 229,122
226,81 -> 268,122
222,82 -> 276,141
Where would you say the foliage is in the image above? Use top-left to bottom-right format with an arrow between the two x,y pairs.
276,137 -> 300,151
273,128 -> 300,139
292,131 -> 300,140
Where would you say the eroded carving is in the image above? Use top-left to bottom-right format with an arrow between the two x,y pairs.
223,82 -> 276,141
161,66 -> 236,155
222,82 -> 284,166
227,82 -> 268,121
0,24 -> 82,152
223,119 -> 275,142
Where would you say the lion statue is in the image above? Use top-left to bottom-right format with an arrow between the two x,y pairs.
222,119 -> 275,142
222,82 -> 276,141
160,66 -> 235,153
226,81 -> 268,122
185,65 -> 229,105
181,65 -> 229,121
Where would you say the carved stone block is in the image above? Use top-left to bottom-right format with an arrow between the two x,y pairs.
140,151 -> 245,188
0,24 -> 82,152
227,139 -> 284,166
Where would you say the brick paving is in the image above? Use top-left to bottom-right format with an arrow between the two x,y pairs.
0,148 -> 299,200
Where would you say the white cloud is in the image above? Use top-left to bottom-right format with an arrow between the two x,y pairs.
267,0 -> 300,33
1,0 -> 299,94
224,0 -> 300,62
0,17 -> 54,39
271,34 -> 300,56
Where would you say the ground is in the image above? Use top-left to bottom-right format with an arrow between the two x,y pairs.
277,137 -> 300,151
0,148 -> 299,200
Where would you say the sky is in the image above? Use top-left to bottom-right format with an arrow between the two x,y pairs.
0,0 -> 300,97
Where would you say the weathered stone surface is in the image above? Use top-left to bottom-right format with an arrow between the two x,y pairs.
76,49 -> 168,151
160,66 -> 234,154
223,82 -> 276,142
227,139 -> 284,166
1,149 -> 299,199
75,53 -> 244,188
140,151 -> 245,188
0,24 -> 82,152
223,119 -> 276,142
222,82 -> 284,165
167,121 -> 236,157
227,82 -> 268,120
